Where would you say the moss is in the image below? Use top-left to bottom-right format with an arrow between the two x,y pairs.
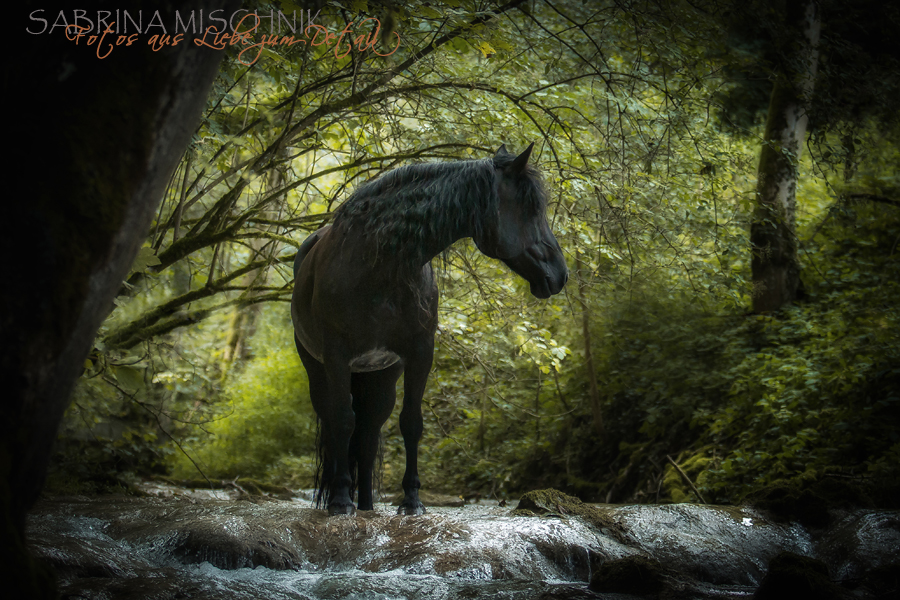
589,555 -> 669,596
753,552 -> 841,600
516,488 -> 583,513
513,489 -> 629,543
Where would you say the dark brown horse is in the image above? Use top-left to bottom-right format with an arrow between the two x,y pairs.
291,144 -> 567,515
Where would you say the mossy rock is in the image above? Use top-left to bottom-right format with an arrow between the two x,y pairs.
515,488 -> 585,515
589,555 -> 670,596
753,552 -> 841,600
513,489 -> 628,543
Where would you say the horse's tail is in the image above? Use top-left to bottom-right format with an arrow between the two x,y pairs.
302,226 -> 332,510
373,431 -> 385,504
313,417 -> 328,509
313,418 -> 374,508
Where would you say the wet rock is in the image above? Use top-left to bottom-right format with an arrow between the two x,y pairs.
859,562 -> 900,600
753,552 -> 842,600
589,555 -> 670,596
26,494 -> 899,600
167,522 -> 304,570
609,503 -> 811,587
389,490 -> 466,508
816,510 -> 900,581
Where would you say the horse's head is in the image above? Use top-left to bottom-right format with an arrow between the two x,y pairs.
474,143 -> 568,299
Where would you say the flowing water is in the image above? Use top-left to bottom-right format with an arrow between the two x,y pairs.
27,484 -> 899,599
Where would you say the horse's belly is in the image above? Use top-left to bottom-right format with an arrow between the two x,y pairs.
295,325 -> 400,373
349,348 -> 401,372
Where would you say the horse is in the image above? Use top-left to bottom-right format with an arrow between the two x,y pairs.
291,143 -> 568,516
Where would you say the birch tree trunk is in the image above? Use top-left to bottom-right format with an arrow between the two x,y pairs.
750,1 -> 820,313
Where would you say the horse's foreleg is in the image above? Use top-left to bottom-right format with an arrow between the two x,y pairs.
398,344 -> 433,516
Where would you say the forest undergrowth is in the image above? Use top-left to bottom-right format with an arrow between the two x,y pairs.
48,199 -> 900,508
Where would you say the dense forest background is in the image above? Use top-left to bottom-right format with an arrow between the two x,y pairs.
48,0 -> 900,506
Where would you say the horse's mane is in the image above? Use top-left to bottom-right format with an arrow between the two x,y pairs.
332,155 -> 547,275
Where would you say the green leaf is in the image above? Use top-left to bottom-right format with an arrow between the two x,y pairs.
129,246 -> 161,276
113,366 -> 145,392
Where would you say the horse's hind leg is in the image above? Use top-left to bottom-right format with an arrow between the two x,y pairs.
316,336 -> 359,516
350,364 -> 402,511
294,336 -> 333,508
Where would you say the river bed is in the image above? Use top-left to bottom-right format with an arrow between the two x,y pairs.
27,485 -> 899,599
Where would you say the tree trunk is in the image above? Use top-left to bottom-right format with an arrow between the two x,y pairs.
576,259 -> 603,436
750,0 -> 820,313
222,155 -> 287,368
4,2 -> 235,595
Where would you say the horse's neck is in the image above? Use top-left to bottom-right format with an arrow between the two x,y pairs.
405,163 -> 489,265
337,160 -> 493,272
414,209 -> 471,266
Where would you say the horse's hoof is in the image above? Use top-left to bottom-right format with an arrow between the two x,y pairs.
397,502 -> 426,516
328,502 -> 356,516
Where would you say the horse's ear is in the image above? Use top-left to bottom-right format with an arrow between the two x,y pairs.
494,144 -> 509,158
510,142 -> 534,173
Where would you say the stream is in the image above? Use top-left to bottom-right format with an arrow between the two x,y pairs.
27,483 -> 899,599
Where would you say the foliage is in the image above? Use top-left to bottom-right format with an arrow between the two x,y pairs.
51,0 -> 900,507
47,376 -> 163,495
166,308 -> 317,484
703,200 -> 900,501
526,196 -> 900,504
